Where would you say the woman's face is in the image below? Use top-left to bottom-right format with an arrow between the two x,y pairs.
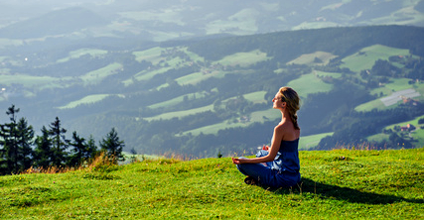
272,92 -> 285,109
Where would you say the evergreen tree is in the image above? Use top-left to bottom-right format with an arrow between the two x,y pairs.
48,117 -> 69,168
34,126 -> 53,169
16,117 -> 34,171
99,128 -> 125,164
0,105 -> 20,174
68,131 -> 88,167
86,135 -> 98,162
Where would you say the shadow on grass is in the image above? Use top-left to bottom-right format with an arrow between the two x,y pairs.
270,178 -> 424,204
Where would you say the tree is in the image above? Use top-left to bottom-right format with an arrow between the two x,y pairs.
86,135 -> 99,161
0,105 -> 20,174
48,117 -> 69,168
16,117 -> 34,171
99,128 -> 125,164
67,131 -> 87,167
68,132 -> 98,167
34,126 -> 53,169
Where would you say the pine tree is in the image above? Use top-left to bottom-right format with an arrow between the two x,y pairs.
16,117 -> 34,171
99,128 -> 125,164
87,135 -> 98,161
0,105 -> 20,174
68,131 -> 87,167
48,117 -> 69,168
34,126 -> 53,169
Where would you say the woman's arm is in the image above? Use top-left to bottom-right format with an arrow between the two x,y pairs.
232,125 -> 284,164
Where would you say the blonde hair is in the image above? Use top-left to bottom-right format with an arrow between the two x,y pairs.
279,87 -> 301,130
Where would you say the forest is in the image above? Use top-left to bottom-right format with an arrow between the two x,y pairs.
0,105 -> 126,175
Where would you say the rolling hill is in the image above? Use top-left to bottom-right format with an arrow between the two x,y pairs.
0,25 -> 424,157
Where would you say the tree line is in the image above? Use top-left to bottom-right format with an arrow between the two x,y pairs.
0,105 -> 126,175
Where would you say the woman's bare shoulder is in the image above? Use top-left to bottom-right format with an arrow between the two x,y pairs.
275,121 -> 299,140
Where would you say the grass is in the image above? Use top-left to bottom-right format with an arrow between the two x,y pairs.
57,94 -> 113,109
287,51 -> 338,66
340,44 -> 410,73
180,108 -> 281,136
243,91 -> 267,104
1,148 -> 423,219
144,104 -> 214,121
355,78 -> 424,112
0,74 -> 75,91
213,49 -> 271,67
299,132 -> 334,150
366,114 -> 424,147
80,63 -> 123,86
56,48 -> 108,63
287,72 -> 334,98
147,92 -> 208,109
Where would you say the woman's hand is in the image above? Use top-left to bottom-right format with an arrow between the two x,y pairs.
232,157 -> 243,164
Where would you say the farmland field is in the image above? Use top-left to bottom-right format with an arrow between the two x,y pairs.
299,132 -> 334,150
213,49 -> 271,67
80,63 -> 123,86
148,92 -> 208,109
287,72 -> 333,98
287,51 -> 338,66
56,48 -> 108,63
356,79 -> 424,112
58,94 -> 112,109
144,104 -> 214,121
340,44 -> 410,73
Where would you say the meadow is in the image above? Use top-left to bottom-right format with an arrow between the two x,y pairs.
355,78 -> 424,112
367,115 -> 424,147
1,148 -> 422,219
340,44 -> 411,73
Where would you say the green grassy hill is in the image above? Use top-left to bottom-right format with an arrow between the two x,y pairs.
1,148 -> 423,219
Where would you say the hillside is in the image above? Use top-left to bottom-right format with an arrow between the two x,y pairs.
0,0 -> 423,42
1,148 -> 423,219
0,25 -> 424,157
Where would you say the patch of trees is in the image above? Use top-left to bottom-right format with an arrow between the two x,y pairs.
0,105 -> 126,175
370,56 -> 424,80
187,26 -> 424,62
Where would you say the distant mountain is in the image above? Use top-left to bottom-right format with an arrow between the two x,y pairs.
0,7 -> 107,39
0,0 -> 423,41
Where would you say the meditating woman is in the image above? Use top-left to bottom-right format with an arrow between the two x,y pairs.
232,86 -> 301,188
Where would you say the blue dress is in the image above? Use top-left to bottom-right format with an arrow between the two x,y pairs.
236,138 -> 301,188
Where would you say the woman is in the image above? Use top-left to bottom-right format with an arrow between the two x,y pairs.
232,87 -> 301,188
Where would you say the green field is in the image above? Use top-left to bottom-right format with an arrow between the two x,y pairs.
56,48 -> 108,63
181,108 -> 281,136
1,148 -> 423,219
287,72 -> 334,98
314,70 -> 342,79
133,47 -> 164,65
0,74 -> 75,91
367,115 -> 424,147
340,44 -> 411,73
58,94 -> 112,109
243,91 -> 267,104
287,51 -> 338,66
80,63 -> 123,86
299,132 -> 334,150
148,92 -> 208,109
213,49 -> 271,67
355,78 -> 424,112
144,104 -> 214,121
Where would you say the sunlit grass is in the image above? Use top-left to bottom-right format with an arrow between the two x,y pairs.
1,148 -> 423,219
340,44 -> 410,73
